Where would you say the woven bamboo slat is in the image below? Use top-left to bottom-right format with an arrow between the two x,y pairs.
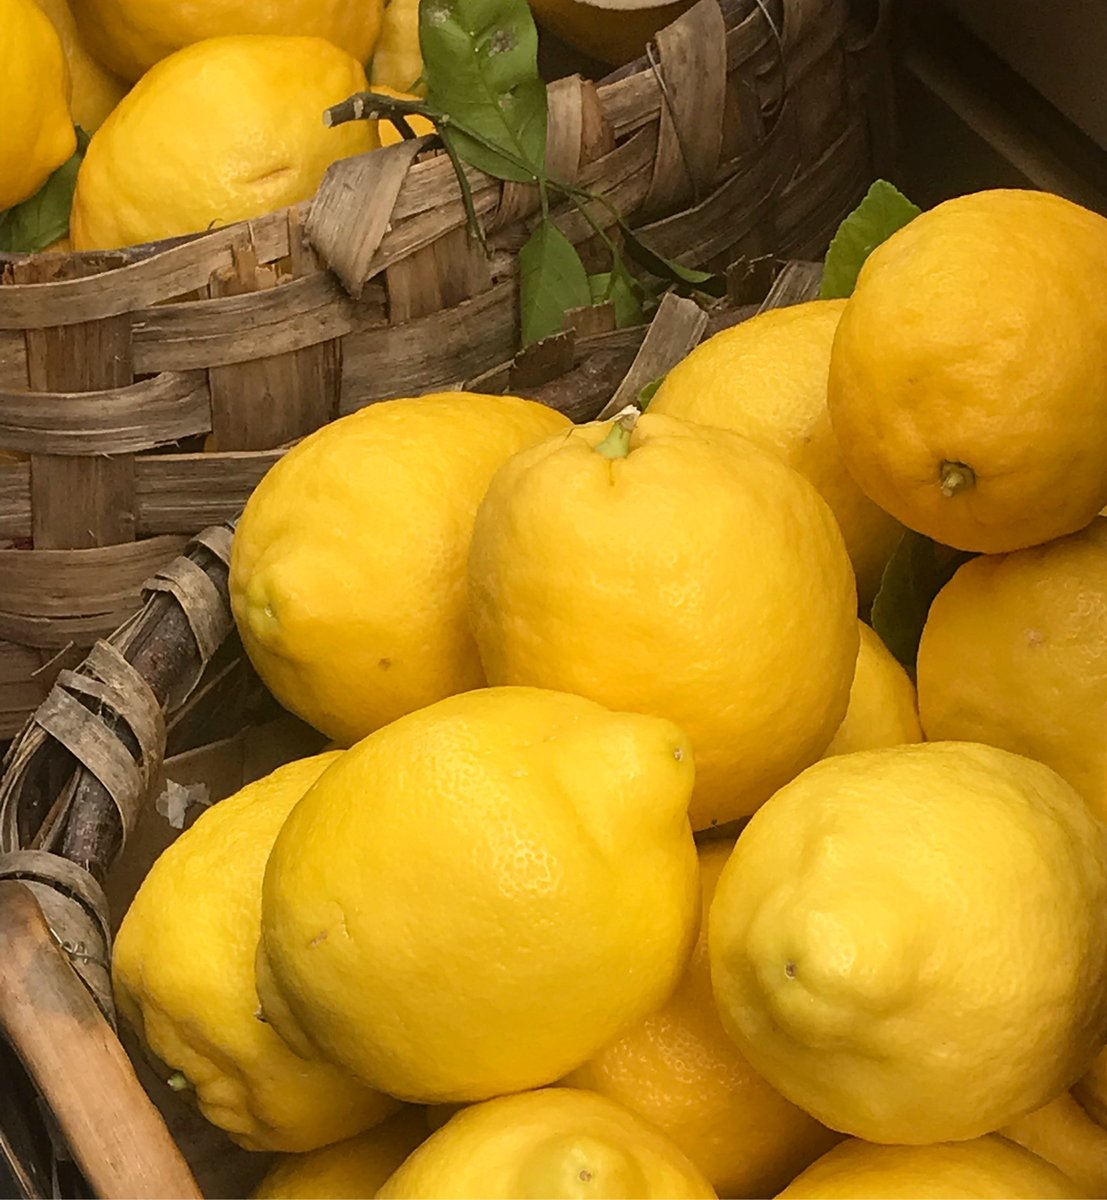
0,0 -> 892,738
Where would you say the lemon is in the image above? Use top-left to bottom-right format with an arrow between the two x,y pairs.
918,517 -> 1107,821
369,87 -> 437,148
112,753 -> 398,1152
70,0 -> 384,82
33,0 -> 127,130
70,35 -> 376,250
709,742 -> 1107,1143
650,300 -> 902,605
1074,1048 -> 1107,1129
1001,1091 -> 1107,1198
467,411 -> 858,829
822,622 -> 922,757
253,1107 -> 430,1199
776,1136 -> 1083,1199
564,840 -> 838,1197
257,687 -> 700,1103
828,189 -> 1107,554
231,393 -> 569,746
370,0 -> 423,94
376,1088 -> 717,1199
1,0 -> 75,210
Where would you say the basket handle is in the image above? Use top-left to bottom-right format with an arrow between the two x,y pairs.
0,882 -> 201,1200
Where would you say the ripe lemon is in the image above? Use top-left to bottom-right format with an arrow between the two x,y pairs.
257,687 -> 700,1103
231,394 -> 569,746
918,517 -> 1107,821
369,87 -> 437,148
564,840 -> 838,1197
376,1088 -> 717,1199
709,742 -> 1107,1143
370,0 -> 423,94
828,189 -> 1107,554
70,35 -> 376,250
70,0 -> 384,82
33,0 -> 127,130
253,1107 -> 430,1199
1001,1091 -> 1107,1198
1074,1048 -> 1107,1129
777,1136 -> 1083,1199
467,411 -> 858,829
822,622 -> 922,758
1,0 -> 76,210
650,300 -> 902,604
112,753 -> 398,1152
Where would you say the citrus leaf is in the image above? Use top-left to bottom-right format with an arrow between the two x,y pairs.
420,0 -> 546,182
820,179 -> 921,299
519,218 -> 591,345
588,269 -> 644,328
870,530 -> 975,674
619,223 -> 727,297
0,127 -> 89,254
637,375 -> 666,410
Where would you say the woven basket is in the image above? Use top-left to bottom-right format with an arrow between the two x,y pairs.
0,262 -> 823,1198
0,0 -> 892,739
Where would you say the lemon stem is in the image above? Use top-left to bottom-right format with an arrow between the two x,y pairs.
166,1072 -> 190,1092
595,407 -> 640,460
939,460 -> 976,497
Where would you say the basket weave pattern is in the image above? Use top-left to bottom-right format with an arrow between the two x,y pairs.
0,0 -> 891,735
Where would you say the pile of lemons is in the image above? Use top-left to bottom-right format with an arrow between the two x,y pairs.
114,186 -> 1107,1200
0,0 -> 427,250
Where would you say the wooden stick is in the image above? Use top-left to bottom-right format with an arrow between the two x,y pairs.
0,881 -> 201,1200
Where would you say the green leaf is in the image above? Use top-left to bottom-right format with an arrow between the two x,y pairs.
869,531 -> 976,674
820,179 -> 921,299
637,375 -> 666,410
519,218 -> 591,345
0,127 -> 90,254
588,269 -> 644,328
618,223 -> 727,298
419,0 -> 546,182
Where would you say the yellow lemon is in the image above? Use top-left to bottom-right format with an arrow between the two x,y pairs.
257,687 -> 700,1103
370,0 -> 423,94
918,517 -> 1107,821
828,189 -> 1107,554
1074,1048 -> 1107,1129
1001,1091 -> 1107,1198
564,840 -> 839,1197
33,0 -> 127,130
776,1136 -> 1083,1199
822,622 -> 922,757
253,1107 -> 430,1199
1,0 -> 75,210
708,742 -> 1107,1143
376,1088 -> 717,1199
112,753 -> 398,1152
650,300 -> 902,605
467,410 -> 858,829
70,0 -> 383,82
369,86 -> 437,148
70,35 -> 376,250
231,393 -> 569,746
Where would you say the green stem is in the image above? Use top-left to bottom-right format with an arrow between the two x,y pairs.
595,408 -> 639,459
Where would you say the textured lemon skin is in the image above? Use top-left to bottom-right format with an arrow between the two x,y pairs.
828,189 -> 1107,554
0,0 -> 76,209
1074,1048 -> 1107,1129
376,1088 -> 717,1199
70,34 -> 376,250
258,687 -> 700,1104
33,0 -> 127,129
776,1136 -> 1084,1199
709,742 -> 1107,1144
651,300 -> 902,605
71,0 -> 383,82
252,1107 -> 429,1199
230,393 -> 569,746
467,412 -> 858,828
564,840 -> 838,1197
1001,1091 -> 1107,1198
822,622 -> 922,758
370,0 -> 423,93
112,753 -> 398,1152
918,517 -> 1107,821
